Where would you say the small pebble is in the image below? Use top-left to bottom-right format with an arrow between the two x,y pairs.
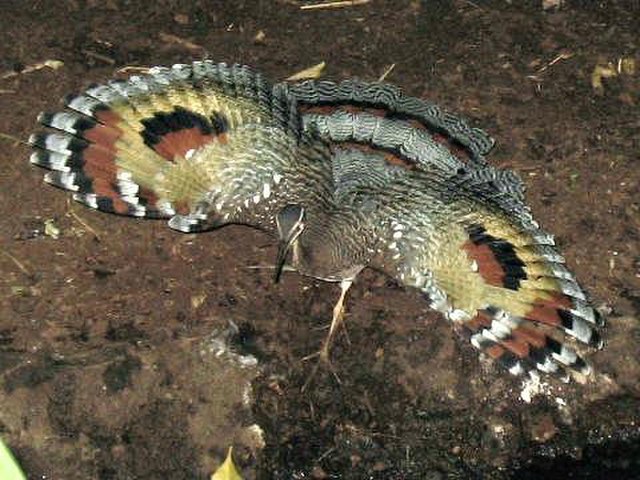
311,465 -> 327,479
531,414 -> 558,443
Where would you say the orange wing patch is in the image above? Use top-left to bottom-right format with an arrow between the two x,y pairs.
465,310 -> 492,331
334,141 -> 417,170
140,107 -> 228,161
511,324 -> 548,349
299,102 -> 474,166
94,108 -> 124,128
463,224 -> 528,290
299,104 -> 388,118
523,292 -> 573,327
430,131 -> 472,164
463,241 -> 507,286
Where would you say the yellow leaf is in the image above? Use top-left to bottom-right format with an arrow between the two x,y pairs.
211,447 -> 243,480
619,57 -> 635,76
591,63 -> 617,93
286,62 -> 326,81
0,437 -> 27,480
44,219 -> 60,239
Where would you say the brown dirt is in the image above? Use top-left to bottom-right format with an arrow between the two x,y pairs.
1,1 -> 639,479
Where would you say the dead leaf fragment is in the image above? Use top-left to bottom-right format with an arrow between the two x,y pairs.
286,62 -> 326,81
211,447 -> 243,480
253,30 -> 266,44
591,57 -> 636,94
43,60 -> 64,70
174,13 -> 190,25
592,63 -> 618,94
191,292 -> 207,310
1,59 -> 64,80
619,57 -> 635,75
116,66 -> 151,75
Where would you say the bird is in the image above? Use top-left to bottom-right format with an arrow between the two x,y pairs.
272,78 -> 605,379
28,61 -> 604,380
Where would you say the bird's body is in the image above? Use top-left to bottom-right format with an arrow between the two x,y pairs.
29,61 -> 604,379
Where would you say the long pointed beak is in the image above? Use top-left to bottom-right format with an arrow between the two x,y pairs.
274,239 -> 294,283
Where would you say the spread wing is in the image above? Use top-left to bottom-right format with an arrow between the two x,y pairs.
29,61 -> 303,232
361,164 -> 604,378
289,79 -> 604,378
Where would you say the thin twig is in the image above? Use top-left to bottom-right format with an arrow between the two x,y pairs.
116,66 -> 151,75
316,447 -> 336,462
0,132 -> 28,146
0,249 -> 31,277
537,51 -> 574,74
158,33 -> 204,52
377,63 -> 396,82
67,199 -> 101,241
81,50 -> 116,65
300,0 -> 370,10
245,264 -> 297,273
464,0 -> 483,9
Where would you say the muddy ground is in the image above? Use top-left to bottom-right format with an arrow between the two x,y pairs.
0,1 -> 639,479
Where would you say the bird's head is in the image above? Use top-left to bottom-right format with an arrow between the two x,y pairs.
274,204 -> 306,283
274,203 -> 368,283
